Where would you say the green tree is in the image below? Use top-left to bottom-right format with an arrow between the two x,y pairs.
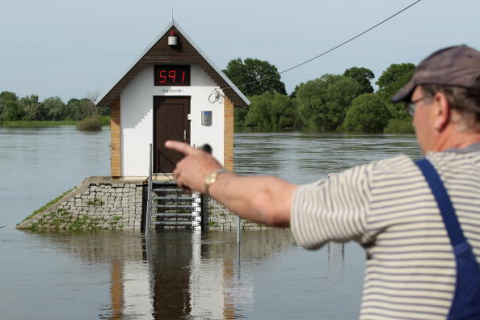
86,90 -> 109,116
2,100 -> 25,121
244,92 -> 297,130
343,93 -> 391,132
79,98 -> 98,118
343,67 -> 375,94
376,63 -> 415,120
20,95 -> 47,120
296,74 -> 363,130
44,97 -> 66,120
234,106 -> 249,127
289,83 -> 303,99
65,99 -> 82,120
63,97 -> 97,120
0,91 -> 18,101
0,91 -> 18,120
223,58 -> 286,96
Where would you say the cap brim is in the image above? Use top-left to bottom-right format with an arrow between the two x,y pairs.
391,80 -> 416,103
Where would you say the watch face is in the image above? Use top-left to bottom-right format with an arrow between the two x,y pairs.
207,173 -> 216,185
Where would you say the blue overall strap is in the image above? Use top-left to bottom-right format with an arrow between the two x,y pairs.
415,159 -> 466,246
416,158 -> 480,320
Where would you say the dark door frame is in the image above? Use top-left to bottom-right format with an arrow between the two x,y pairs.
153,96 -> 191,174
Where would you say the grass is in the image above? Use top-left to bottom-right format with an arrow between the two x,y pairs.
87,197 -> 104,206
0,120 -> 78,127
26,208 -> 123,231
21,187 -> 75,223
0,117 -> 110,128
208,220 -> 220,228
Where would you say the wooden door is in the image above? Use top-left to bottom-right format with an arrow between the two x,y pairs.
153,96 -> 190,173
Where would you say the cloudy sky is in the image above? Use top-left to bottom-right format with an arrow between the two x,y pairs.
1,0 -> 479,102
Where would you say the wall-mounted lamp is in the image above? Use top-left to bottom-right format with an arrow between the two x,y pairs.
168,30 -> 178,46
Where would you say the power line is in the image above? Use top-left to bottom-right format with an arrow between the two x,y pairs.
225,0 -> 424,92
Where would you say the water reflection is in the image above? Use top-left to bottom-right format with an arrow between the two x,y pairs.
27,229 -> 303,319
327,243 -> 345,277
145,230 -> 293,320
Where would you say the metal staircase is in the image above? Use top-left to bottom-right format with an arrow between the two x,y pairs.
145,145 -> 202,237
149,180 -> 202,228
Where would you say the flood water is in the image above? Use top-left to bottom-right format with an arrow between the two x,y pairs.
0,126 -> 421,319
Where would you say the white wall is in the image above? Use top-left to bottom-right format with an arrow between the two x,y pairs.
120,64 -> 225,177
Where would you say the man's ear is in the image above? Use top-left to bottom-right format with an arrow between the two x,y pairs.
433,92 -> 450,131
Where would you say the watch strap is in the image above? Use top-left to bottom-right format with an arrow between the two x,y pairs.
203,169 -> 227,196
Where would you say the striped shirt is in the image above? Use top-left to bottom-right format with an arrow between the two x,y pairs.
291,146 -> 480,319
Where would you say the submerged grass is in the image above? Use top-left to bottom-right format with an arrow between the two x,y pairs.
28,209 -> 115,231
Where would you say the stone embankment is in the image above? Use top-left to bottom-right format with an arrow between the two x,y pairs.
207,199 -> 269,231
17,176 -> 269,231
17,177 -> 144,231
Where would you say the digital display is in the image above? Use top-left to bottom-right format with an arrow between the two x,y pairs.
154,65 -> 190,86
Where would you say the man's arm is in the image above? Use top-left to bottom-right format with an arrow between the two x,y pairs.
165,140 -> 298,227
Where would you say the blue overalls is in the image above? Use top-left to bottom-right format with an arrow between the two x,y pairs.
416,159 -> 480,320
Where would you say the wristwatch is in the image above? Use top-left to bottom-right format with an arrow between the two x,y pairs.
203,169 -> 227,196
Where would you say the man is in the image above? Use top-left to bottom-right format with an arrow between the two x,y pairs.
166,45 -> 480,319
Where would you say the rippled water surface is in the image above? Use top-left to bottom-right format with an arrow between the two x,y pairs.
0,127 -> 420,319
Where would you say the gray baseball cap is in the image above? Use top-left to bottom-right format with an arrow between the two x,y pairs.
391,45 -> 480,103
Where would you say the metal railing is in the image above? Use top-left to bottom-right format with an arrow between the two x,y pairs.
145,144 -> 153,238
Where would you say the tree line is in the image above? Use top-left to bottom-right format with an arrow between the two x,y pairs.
2,58 -> 415,133
223,58 -> 416,133
0,92 -> 109,122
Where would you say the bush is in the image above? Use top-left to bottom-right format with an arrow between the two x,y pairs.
244,92 -> 298,130
76,116 -> 102,131
100,116 -> 110,126
383,118 -> 414,133
296,75 -> 363,130
343,93 -> 391,132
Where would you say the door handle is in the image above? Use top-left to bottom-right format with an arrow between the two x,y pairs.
184,130 -> 187,141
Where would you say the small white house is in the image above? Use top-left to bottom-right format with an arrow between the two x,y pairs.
97,21 -> 249,178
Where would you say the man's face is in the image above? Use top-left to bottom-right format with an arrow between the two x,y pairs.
411,86 -> 436,154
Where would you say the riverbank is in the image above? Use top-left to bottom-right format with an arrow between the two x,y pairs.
0,120 -> 79,127
0,117 -> 110,128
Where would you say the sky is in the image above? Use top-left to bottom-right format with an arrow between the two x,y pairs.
1,0 -> 480,102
